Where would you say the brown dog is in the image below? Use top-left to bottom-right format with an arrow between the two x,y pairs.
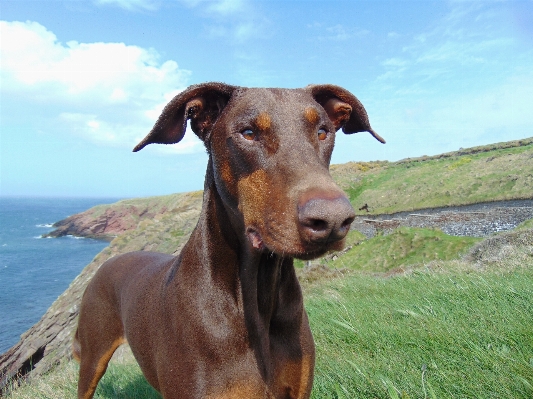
73,83 -> 384,399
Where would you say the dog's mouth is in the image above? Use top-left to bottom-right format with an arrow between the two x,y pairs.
246,228 -> 265,250
293,238 -> 346,260
246,227 -> 344,260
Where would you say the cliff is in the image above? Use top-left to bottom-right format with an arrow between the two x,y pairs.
42,193 -> 204,241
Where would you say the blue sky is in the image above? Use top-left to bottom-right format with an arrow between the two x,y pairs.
1,0 -> 532,198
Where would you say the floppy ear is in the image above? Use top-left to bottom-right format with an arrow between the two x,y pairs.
306,84 -> 385,144
133,82 -> 238,152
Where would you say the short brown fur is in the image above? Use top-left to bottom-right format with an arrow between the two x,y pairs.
75,82 -> 383,399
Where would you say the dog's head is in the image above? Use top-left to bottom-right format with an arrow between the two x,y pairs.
135,82 -> 384,259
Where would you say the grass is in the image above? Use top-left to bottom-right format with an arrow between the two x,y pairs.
516,218 -> 533,231
327,227 -> 481,273
333,139 -> 533,214
308,268 -> 533,398
6,228 -> 533,399
5,348 -> 161,399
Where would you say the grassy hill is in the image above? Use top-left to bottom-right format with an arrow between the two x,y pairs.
331,137 -> 533,214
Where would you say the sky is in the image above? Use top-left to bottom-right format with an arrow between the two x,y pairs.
1,0 -> 532,198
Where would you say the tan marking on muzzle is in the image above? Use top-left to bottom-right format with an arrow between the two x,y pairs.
237,169 -> 270,227
255,112 -> 271,131
303,107 -> 320,125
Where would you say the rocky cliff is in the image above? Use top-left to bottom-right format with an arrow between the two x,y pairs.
42,193 -> 203,241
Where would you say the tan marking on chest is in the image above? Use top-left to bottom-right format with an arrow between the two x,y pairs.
296,355 -> 313,398
275,355 -> 314,399
207,380 -> 274,399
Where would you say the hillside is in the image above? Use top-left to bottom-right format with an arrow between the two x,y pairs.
1,136 -> 533,394
42,137 -> 533,242
332,137 -> 533,214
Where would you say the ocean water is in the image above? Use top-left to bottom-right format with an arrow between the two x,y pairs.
0,197 -> 121,353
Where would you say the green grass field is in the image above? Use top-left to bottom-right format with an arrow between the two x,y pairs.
329,228 -> 481,272
308,268 -> 533,398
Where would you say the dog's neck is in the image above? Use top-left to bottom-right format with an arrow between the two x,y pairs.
185,161 -> 304,378
197,162 -> 302,316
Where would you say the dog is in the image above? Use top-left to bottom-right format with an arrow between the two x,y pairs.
73,82 -> 384,399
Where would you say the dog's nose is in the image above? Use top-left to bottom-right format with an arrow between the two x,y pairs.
298,196 -> 355,244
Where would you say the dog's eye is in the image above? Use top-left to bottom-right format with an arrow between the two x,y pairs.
317,128 -> 328,141
241,129 -> 256,141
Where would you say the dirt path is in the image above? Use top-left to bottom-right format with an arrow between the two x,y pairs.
353,199 -> 533,238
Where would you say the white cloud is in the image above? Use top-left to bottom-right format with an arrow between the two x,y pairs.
58,112 -> 204,153
204,0 -> 246,16
0,20 -> 201,153
381,58 -> 409,68
95,0 -> 248,15
1,21 -> 186,100
185,0 -> 271,44
375,2 -> 530,97
95,0 -> 250,18
205,21 -> 261,43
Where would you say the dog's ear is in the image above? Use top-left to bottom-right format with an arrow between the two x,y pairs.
133,82 -> 238,152
306,84 -> 385,144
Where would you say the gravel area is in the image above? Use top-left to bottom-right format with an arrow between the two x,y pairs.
353,199 -> 533,238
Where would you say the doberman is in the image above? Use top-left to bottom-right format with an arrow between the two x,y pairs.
73,82 -> 385,399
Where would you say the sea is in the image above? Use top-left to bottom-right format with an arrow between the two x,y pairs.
0,197 -> 122,354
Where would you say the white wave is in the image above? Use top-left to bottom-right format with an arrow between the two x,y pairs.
66,235 -> 85,240
36,223 -> 54,228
